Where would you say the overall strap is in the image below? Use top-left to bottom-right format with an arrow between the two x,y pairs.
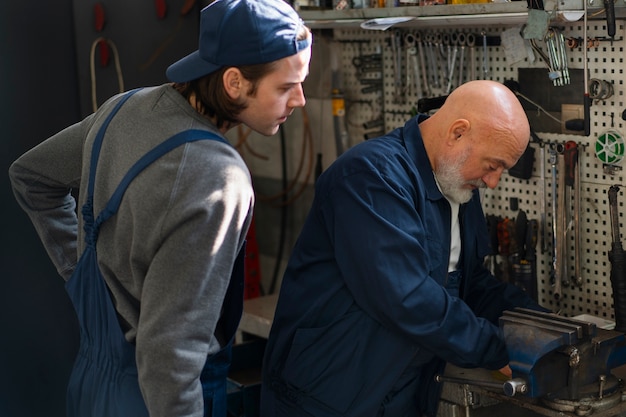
83,87 -> 229,244
86,89 -> 141,205
93,129 -> 228,230
83,88 -> 141,246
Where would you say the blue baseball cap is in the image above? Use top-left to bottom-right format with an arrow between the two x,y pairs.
166,0 -> 311,83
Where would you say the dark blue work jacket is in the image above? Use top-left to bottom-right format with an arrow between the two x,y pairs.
261,115 -> 545,417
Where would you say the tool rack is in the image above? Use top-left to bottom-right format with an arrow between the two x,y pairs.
302,8 -> 626,321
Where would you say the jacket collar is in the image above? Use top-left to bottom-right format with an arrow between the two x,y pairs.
403,114 -> 445,202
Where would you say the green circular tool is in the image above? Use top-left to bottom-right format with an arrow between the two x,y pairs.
595,130 -> 625,165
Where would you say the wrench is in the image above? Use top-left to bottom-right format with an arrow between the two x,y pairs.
481,31 -> 489,79
391,30 -> 403,103
405,33 -> 421,98
434,33 -> 445,89
425,33 -> 440,89
446,32 -> 458,93
456,32 -> 466,87
558,30 -> 570,85
416,32 -> 430,97
466,33 -> 476,81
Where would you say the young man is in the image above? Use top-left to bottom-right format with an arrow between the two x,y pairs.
9,1 -> 311,416
261,80 -> 548,417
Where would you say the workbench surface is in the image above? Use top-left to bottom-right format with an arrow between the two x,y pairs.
237,294 -> 278,340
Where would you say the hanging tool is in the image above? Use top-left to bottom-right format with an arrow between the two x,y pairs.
529,38 -> 560,85
549,145 -> 558,298
536,136 -> 548,255
445,32 -> 458,94
352,54 -> 383,76
436,33 -> 447,89
564,141 -> 583,287
487,214 -> 500,278
557,29 -> 570,85
330,41 -> 349,157
608,185 -> 626,332
512,211 -> 539,301
416,32 -> 430,97
438,33 -> 447,90
515,210 -> 527,264
456,32 -> 466,87
331,88 -> 350,157
467,33 -> 476,81
556,144 -> 568,293
588,78 -> 614,101
604,0 -> 616,40
512,210 -> 533,298
404,33 -> 421,99
544,28 -> 570,86
548,143 -> 563,300
481,31 -> 489,79
574,145 -> 582,286
391,30 -> 404,103
425,33 -> 441,90
360,79 -> 383,95
497,217 -> 513,283
583,0 -> 591,135
526,219 -> 539,301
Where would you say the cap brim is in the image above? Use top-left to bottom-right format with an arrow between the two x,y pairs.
166,50 -> 221,83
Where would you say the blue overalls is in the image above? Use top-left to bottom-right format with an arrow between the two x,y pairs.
65,89 -> 245,417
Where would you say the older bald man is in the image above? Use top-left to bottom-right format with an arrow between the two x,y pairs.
261,80 -> 548,417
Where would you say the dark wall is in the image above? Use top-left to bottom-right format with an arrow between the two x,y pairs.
1,2 -> 200,416
72,0 -> 200,117
0,2 -> 81,417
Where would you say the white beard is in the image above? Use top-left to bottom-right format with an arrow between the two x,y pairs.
435,148 -> 485,204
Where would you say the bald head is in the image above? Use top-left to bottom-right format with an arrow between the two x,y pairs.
442,80 -> 529,153
419,80 -> 531,200
421,80 -> 530,166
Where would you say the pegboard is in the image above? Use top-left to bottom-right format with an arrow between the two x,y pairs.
330,18 -> 626,320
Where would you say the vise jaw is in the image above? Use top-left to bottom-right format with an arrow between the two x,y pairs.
499,308 -> 626,399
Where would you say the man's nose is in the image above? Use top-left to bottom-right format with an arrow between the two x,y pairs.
290,84 -> 306,108
482,169 -> 503,189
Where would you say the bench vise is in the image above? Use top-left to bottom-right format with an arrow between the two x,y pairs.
499,308 -> 626,401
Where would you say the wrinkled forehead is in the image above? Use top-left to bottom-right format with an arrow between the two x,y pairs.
474,128 -> 528,170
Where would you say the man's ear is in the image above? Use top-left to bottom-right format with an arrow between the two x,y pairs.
450,119 -> 470,142
223,68 -> 243,99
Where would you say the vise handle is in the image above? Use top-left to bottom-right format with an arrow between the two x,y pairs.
434,374 -> 528,397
